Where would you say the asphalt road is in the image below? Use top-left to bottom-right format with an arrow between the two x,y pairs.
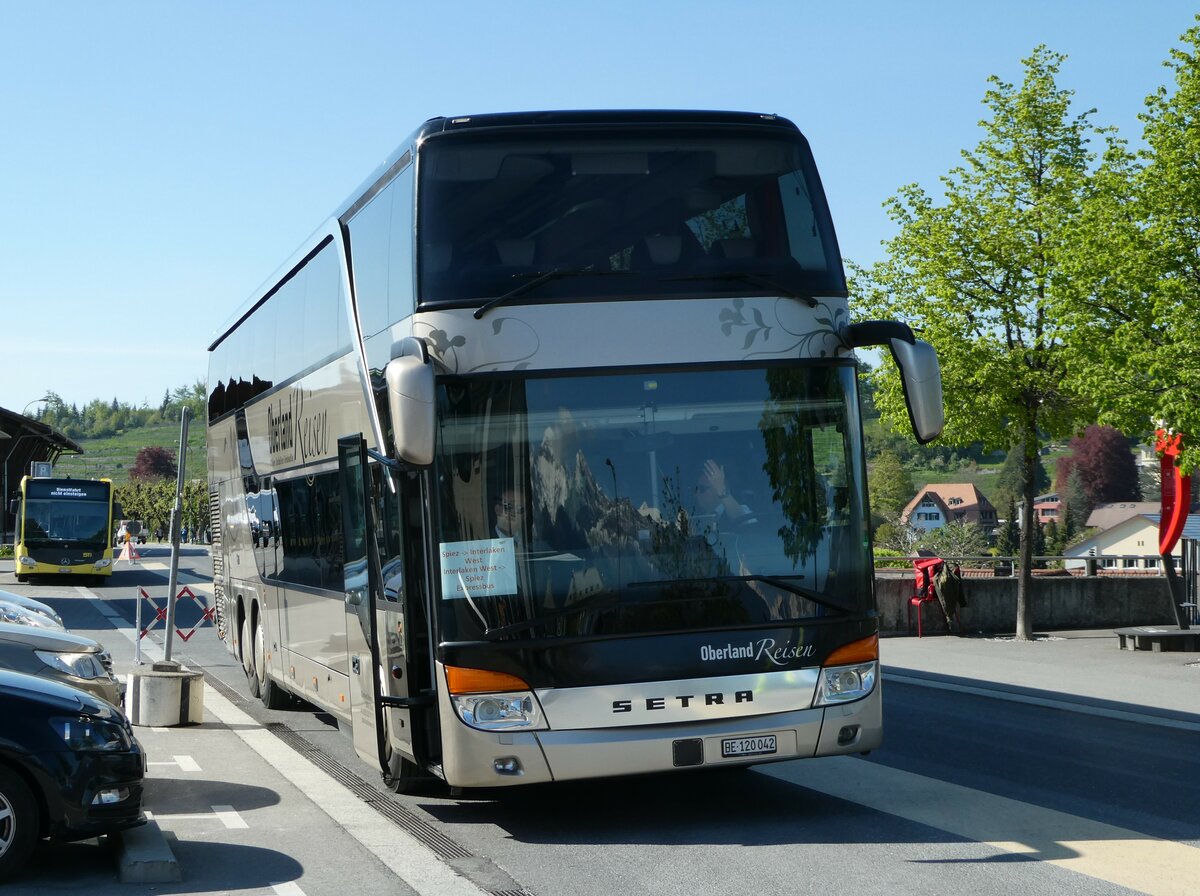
2,546 -> 1196,896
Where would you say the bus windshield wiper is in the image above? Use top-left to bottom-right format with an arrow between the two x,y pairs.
665,271 -> 817,307
483,589 -> 620,639
628,575 -> 853,614
473,268 -> 626,319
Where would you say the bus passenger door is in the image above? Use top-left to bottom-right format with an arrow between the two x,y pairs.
338,436 -> 390,774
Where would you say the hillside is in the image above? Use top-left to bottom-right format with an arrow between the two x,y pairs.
50,422 -> 207,484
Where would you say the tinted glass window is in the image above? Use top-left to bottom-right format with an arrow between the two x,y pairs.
417,127 -> 844,308
432,365 -> 868,642
347,163 -> 415,338
208,239 -> 352,421
271,470 -> 344,590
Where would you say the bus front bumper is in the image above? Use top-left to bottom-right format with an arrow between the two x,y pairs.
437,685 -> 881,789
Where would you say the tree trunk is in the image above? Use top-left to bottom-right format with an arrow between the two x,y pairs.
1015,435 -> 1038,640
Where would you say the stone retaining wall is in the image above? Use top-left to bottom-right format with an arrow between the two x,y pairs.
874,574 -> 1178,634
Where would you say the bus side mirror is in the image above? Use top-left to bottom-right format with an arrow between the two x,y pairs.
113,502 -> 123,520
8,499 -> 17,516
844,320 -> 944,445
888,337 -> 944,444
385,340 -> 436,467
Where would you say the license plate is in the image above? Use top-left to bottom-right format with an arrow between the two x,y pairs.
721,735 -> 777,758
58,567 -> 72,574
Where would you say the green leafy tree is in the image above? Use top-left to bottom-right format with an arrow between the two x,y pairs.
1067,21 -> 1200,473
853,47 -> 1114,639
868,451 -> 914,520
992,443 -> 1049,513
996,499 -> 1020,556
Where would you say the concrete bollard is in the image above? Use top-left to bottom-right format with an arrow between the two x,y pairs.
125,662 -> 205,727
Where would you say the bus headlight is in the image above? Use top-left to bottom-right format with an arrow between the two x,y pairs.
445,665 -> 547,731
814,634 -> 879,706
452,693 -> 545,731
815,662 -> 877,705
94,559 -> 112,569
18,556 -> 36,567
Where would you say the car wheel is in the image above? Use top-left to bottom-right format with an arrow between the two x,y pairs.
241,613 -> 261,699
0,765 -> 39,882
255,614 -> 290,710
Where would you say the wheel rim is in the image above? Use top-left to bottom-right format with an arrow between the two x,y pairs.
254,620 -> 268,689
241,616 -> 253,675
0,791 -> 16,859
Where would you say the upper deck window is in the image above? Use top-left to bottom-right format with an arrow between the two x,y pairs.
416,126 -> 846,309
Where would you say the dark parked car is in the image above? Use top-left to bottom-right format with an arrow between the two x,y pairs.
0,669 -> 146,880
0,623 -> 122,706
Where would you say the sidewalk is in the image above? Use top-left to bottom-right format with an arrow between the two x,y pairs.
881,629 -> 1200,724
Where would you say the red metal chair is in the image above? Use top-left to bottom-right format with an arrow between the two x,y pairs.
908,557 -> 950,637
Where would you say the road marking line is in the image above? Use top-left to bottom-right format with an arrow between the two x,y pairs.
211,805 -> 249,829
146,807 -> 247,829
272,884 -> 307,896
148,756 -> 201,772
764,756 -> 1200,896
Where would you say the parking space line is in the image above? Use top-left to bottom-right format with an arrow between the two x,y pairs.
147,755 -> 201,772
146,806 -> 248,830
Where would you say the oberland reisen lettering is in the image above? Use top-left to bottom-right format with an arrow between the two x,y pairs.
612,691 -> 754,713
700,638 -> 815,666
268,391 -> 329,463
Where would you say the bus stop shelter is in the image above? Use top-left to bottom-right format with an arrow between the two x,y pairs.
0,406 -> 83,544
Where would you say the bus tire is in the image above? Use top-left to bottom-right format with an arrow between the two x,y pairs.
382,752 -> 429,795
241,613 -> 261,699
13,576 -> 25,585
254,614 -> 290,710
0,765 -> 40,882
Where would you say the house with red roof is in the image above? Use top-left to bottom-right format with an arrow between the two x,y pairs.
900,483 -> 999,536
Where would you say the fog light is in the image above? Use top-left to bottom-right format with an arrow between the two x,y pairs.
837,725 -> 861,746
493,757 -> 522,776
91,787 -> 130,805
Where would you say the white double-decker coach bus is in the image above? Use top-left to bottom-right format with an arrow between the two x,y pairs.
206,110 -> 943,792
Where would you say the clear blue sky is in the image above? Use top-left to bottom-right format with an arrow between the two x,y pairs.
1,1 -> 1194,415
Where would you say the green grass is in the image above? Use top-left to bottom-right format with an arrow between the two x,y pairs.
50,423 -> 207,484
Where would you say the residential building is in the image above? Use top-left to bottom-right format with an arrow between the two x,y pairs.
1065,509 -> 1200,571
900,484 -> 999,536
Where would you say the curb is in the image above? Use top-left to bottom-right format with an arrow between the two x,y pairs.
116,818 -> 181,883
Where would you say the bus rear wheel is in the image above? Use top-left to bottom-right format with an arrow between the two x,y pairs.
241,614 -> 260,699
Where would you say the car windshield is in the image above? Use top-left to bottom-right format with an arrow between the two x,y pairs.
417,125 -> 846,308
433,364 -> 870,642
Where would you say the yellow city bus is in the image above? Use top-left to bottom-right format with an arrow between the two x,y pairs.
206,110 -> 944,793
11,476 -> 117,584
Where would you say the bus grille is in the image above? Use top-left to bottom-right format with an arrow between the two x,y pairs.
208,490 -> 226,639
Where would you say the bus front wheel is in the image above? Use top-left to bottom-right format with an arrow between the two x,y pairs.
254,614 -> 290,710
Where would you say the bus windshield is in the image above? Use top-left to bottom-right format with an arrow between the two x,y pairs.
433,364 -> 870,642
417,125 -> 846,308
22,493 -> 111,547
